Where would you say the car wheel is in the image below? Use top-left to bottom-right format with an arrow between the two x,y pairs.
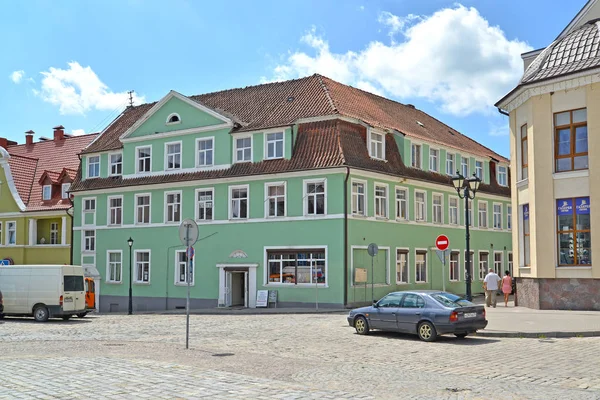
354,316 -> 370,335
417,321 -> 437,342
77,313 -> 87,318
454,333 -> 468,339
33,306 -> 49,322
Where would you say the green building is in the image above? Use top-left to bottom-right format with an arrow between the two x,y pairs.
70,75 -> 512,311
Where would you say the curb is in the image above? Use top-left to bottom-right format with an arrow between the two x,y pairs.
476,330 -> 600,338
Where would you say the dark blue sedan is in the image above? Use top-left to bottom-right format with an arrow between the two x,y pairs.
347,290 -> 487,341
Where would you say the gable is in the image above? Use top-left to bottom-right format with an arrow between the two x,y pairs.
556,0 -> 599,40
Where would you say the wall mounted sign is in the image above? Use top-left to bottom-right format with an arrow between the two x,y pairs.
556,199 -> 573,216
576,197 -> 590,215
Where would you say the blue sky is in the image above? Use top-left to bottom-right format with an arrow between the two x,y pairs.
0,0 -> 586,157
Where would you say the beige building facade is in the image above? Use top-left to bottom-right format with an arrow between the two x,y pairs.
496,0 -> 600,309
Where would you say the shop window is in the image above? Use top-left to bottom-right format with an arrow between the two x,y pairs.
557,197 -> 591,266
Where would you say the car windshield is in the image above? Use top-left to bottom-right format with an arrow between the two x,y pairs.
431,292 -> 473,308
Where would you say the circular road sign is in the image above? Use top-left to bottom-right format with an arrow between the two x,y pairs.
179,219 -> 199,247
435,235 -> 450,252
367,243 -> 379,257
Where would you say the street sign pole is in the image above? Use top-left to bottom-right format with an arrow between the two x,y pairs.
367,243 -> 378,304
179,219 -> 199,350
442,250 -> 446,292
435,235 -> 450,293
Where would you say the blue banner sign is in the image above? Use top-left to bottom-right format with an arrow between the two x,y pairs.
576,197 -> 590,215
523,204 -> 529,220
556,199 -> 573,216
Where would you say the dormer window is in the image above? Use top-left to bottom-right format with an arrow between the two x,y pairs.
265,132 -> 284,159
166,113 -> 181,125
235,136 -> 252,163
87,156 -> 100,178
369,131 -> 385,160
61,183 -> 71,199
42,185 -> 51,201
497,166 -> 508,186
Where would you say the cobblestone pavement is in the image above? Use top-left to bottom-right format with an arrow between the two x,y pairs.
1,314 -> 600,399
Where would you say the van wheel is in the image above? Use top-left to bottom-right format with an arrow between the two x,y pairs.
77,313 -> 87,318
33,306 -> 49,322
62,316 -> 71,321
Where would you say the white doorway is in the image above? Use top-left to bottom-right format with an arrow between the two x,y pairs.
228,271 -> 248,307
217,263 -> 257,308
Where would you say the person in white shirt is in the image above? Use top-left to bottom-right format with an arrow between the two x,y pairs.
483,268 -> 501,308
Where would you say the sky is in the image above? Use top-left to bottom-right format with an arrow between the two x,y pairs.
0,0 -> 587,158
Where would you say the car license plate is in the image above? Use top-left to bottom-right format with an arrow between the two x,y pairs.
64,297 -> 73,303
464,312 -> 476,318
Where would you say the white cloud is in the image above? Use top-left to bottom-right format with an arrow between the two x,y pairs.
266,5 -> 532,116
71,129 -> 86,136
10,70 -> 25,84
35,62 -> 145,115
489,120 -> 509,137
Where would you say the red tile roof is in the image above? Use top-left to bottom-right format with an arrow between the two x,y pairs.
6,134 -> 98,211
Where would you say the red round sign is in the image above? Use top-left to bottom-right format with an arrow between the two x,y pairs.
435,235 -> 449,251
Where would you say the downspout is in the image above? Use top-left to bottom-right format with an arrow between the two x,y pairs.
290,125 -> 295,157
67,207 -> 74,265
497,108 -> 509,116
343,166 -> 350,308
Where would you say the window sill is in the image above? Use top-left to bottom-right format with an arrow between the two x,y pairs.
165,121 -> 181,126
369,156 -> 387,162
553,170 -> 589,180
265,156 -> 284,161
175,282 -> 196,287
395,218 -> 409,222
556,266 -> 592,269
134,282 -> 151,285
196,164 -> 214,169
105,281 -> 122,285
266,283 -> 328,288
396,281 -> 410,285
234,160 -> 252,164
375,216 -> 389,221
352,213 -> 368,218
516,178 -> 528,188
107,224 -> 122,227
228,218 -> 249,221
134,222 -> 150,226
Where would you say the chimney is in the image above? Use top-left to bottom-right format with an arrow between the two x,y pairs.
53,125 -> 65,141
0,138 -> 7,149
25,130 -> 34,146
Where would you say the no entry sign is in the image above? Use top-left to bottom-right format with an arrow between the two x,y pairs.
435,235 -> 449,251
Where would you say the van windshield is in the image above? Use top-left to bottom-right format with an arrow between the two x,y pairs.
64,275 -> 84,292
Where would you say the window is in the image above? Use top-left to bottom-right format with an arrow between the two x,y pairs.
136,194 -> 150,224
446,153 -> 455,175
266,183 -> 286,217
266,132 -> 284,159
230,186 -> 248,219
84,230 -> 95,252
235,136 -> 252,162
64,275 -> 84,292
475,161 -> 483,180
464,251 -> 474,280
165,192 -> 181,223
196,189 -> 213,221
478,201 -> 488,228
461,157 -> 469,177
449,197 -> 459,225
396,250 -> 409,284
87,156 -> 100,178
554,109 -> 588,172
494,253 -> 503,275
109,153 -> 122,176
0,222 -> 3,245
497,166 -> 507,186
401,293 -> 425,308
415,251 -> 427,283
352,181 -> 366,216
108,197 -> 122,225
450,252 -> 459,281
374,184 -> 388,218
135,251 -> 150,283
508,253 -> 513,276
166,113 -> 180,124
523,204 -> 530,266
267,249 -> 326,285
50,222 -> 59,245
61,183 -> 71,199
107,251 -> 122,283
369,131 -> 385,159
557,197 -> 591,266
411,144 -> 421,169
432,194 -> 443,224
7,221 -> 17,245
520,124 -> 528,179
137,146 -> 151,173
415,191 -> 426,222
493,203 -> 502,229
84,198 -> 96,212
429,149 -> 439,172
479,252 -> 488,280
175,250 -> 194,285
166,142 -> 181,170
395,188 -> 408,220
197,138 -> 214,167
42,185 -> 52,201
507,206 -> 512,230
305,180 -> 326,216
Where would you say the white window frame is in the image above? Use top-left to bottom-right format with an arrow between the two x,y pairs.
174,250 -> 195,286
87,156 -> 100,179
195,187 -> 214,222
432,193 -> 443,224
449,196 -> 459,225
494,251 -> 504,275
446,153 -> 455,175
497,165 -> 508,187
164,191 -> 182,224
135,145 -> 152,174
42,185 -> 52,201
429,148 -> 439,172
0,222 -> 3,245
166,112 -> 181,125
50,222 -> 59,245
508,252 -> 513,274
82,197 -> 96,226
396,248 -> 409,284
374,182 -> 388,219
369,130 -> 385,160
265,131 -> 285,160
107,196 -> 123,226
134,250 -> 151,284
478,200 -> 488,229
109,152 -> 123,176
106,250 -> 123,284
135,193 -> 151,225
303,178 -> 327,216
493,202 -> 503,230
61,183 -> 71,199
234,135 -> 253,163
478,251 -> 489,281
265,246 -> 329,287
395,186 -> 409,221
264,182 -> 287,218
415,249 -> 428,283
507,205 -> 512,230
229,184 -> 249,220
165,141 -> 182,171
196,137 -> 214,167
411,144 -> 422,169
415,190 -> 427,222
83,230 -> 95,252
475,160 -> 484,180
461,157 -> 469,177
351,179 -> 367,217
449,251 -> 460,282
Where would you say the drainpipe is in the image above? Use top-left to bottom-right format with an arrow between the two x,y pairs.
290,125 -> 295,157
497,108 -> 509,116
343,166 -> 350,308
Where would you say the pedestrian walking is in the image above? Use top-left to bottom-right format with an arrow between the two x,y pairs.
483,268 -> 501,308
502,271 -> 512,307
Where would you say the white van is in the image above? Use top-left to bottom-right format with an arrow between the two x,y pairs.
0,265 -> 87,322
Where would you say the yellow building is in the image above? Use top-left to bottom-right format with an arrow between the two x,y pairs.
496,0 -> 600,309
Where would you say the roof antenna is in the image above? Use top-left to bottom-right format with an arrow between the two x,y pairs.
127,90 -> 135,107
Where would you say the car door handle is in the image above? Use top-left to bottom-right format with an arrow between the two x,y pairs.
415,312 -> 421,315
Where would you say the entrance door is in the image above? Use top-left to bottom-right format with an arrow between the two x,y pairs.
230,272 -> 245,307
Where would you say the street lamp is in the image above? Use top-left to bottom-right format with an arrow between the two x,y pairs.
127,237 -> 134,315
452,172 -> 481,301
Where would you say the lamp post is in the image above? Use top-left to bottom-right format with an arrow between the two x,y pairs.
127,237 -> 134,315
452,172 -> 481,301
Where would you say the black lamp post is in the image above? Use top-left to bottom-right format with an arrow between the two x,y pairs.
452,172 -> 481,301
127,237 -> 134,315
